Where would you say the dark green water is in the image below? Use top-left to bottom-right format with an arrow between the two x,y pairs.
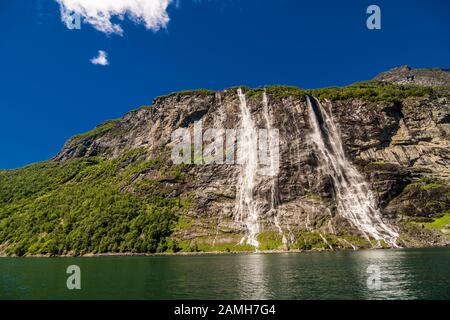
0,247 -> 449,300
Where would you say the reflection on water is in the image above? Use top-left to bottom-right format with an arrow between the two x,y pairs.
0,248 -> 449,300
356,249 -> 416,299
236,253 -> 271,299
342,249 -> 415,299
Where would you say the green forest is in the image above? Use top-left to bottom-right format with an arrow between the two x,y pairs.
0,149 -> 189,256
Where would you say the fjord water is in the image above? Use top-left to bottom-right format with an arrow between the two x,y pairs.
1,248 -> 449,300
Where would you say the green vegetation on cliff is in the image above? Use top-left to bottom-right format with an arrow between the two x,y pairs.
0,149 -> 189,256
235,81 -> 448,104
71,119 -> 121,144
419,213 -> 449,231
308,81 -> 439,103
404,177 -> 448,192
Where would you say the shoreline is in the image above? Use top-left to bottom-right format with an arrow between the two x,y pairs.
1,244 -> 448,258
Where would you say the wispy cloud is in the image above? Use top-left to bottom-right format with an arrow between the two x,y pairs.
90,50 -> 109,66
56,0 -> 173,35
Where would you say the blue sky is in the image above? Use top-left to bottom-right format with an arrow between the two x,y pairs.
0,0 -> 449,169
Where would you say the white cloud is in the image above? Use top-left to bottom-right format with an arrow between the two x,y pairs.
56,0 -> 173,35
90,50 -> 109,66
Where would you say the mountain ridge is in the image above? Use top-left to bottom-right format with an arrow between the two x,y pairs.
1,66 -> 449,256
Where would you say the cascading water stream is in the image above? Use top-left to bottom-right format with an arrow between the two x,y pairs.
236,89 -> 260,248
306,96 -> 399,247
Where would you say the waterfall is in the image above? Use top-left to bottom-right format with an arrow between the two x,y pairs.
306,96 -> 399,247
236,88 -> 260,248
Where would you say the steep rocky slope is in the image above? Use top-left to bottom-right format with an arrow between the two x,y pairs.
1,67 -> 449,256
375,65 -> 450,87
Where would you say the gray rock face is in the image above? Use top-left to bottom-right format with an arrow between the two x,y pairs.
358,97 -> 450,179
54,70 -> 450,249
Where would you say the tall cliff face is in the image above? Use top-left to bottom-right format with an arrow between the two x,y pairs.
51,68 -> 450,251
1,67 -> 450,256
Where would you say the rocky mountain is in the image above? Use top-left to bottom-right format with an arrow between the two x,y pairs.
1,66 -> 449,256
374,65 -> 450,87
